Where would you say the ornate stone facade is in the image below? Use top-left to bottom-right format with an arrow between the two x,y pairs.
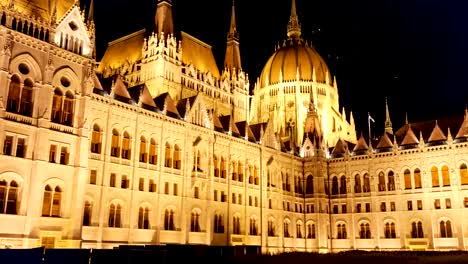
0,0 -> 467,253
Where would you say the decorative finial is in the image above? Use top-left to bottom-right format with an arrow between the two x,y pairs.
287,0 -> 302,39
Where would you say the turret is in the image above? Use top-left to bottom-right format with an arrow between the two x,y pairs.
385,97 -> 393,134
223,0 -> 242,73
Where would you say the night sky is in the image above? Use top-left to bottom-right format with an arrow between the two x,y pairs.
89,0 -> 468,138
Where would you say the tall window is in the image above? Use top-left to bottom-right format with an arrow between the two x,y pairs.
91,124 -> 102,154
460,164 -> 468,185
121,175 -> 129,189
268,219 -> 275,236
149,139 -> 158,165
339,176 -> 347,194
378,172 -> 386,191
249,217 -> 258,235
441,165 -> 450,186
164,209 -> 175,230
220,157 -> 226,178
164,143 -> 172,167
214,155 -> 219,177
110,173 -> 116,187
232,216 -> 241,235
83,201 -> 92,226
384,223 -> 396,238
173,145 -> 181,169
42,185 -> 61,217
108,204 -> 122,228
431,166 -> 440,187
387,171 -> 395,191
110,130 -> 120,157
193,150 -> 202,172
3,135 -> 13,156
404,169 -> 412,189
254,166 -> 259,185
337,224 -> 347,239
296,222 -> 303,238
138,207 -> 150,229
331,176 -> 338,195
307,223 -> 316,239
306,175 -> 314,194
121,132 -> 131,160
354,174 -> 361,193
283,221 -> 290,237
238,162 -> 244,182
51,89 -> 74,126
359,223 -> 371,239
139,136 -> 147,162
214,214 -> 224,233
363,174 -> 370,192
232,161 -> 238,181
414,169 -> 422,189
440,220 -> 452,238
7,76 -> 34,117
411,221 -> 424,238
0,180 -> 18,214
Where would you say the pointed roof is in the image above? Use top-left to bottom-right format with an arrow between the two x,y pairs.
400,125 -> 419,146
376,132 -> 393,149
127,84 -> 157,109
87,0 -> 94,22
331,138 -> 348,157
353,134 -> 369,153
456,110 -> 468,139
220,115 -> 240,137
385,97 -> 393,134
223,0 -> 242,72
5,0 -> 75,24
154,0 -> 174,36
176,96 -> 197,118
112,76 -> 132,100
181,32 -> 220,78
428,121 -> 447,142
249,123 -> 267,142
154,93 -> 180,119
212,111 -> 225,133
236,121 -> 257,142
287,0 -> 302,39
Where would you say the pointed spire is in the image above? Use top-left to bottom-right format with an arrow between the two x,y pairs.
287,0 -> 302,39
405,112 -> 409,125
154,0 -> 174,37
224,0 -> 242,72
384,97 -> 393,134
87,0 -> 94,22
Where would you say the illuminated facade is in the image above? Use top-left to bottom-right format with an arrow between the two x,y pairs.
0,0 -> 467,253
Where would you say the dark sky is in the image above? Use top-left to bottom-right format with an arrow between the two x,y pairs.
89,0 -> 468,138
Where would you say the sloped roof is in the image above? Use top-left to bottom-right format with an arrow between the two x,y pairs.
181,32 -> 220,78
353,134 -> 369,153
428,121 -> 447,142
456,115 -> 468,139
395,115 -> 463,143
176,96 -> 197,118
98,29 -> 146,74
331,138 -> 348,156
212,112 -> 225,133
3,0 -> 75,23
127,84 -> 157,109
400,125 -> 419,146
235,121 -> 257,142
220,115 -> 240,136
376,132 -> 393,149
112,75 -> 132,101
249,123 -> 267,141
154,93 -> 180,119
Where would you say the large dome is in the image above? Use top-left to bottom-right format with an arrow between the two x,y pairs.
258,40 -> 332,88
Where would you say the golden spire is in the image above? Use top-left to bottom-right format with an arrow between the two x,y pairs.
287,0 -> 302,39
224,0 -> 242,72
154,0 -> 174,36
385,97 -> 393,134
87,0 -> 94,22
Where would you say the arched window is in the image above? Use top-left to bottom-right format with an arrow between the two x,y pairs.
254,166 -> 259,185
378,172 -> 386,191
149,139 -> 158,165
440,220 -> 452,238
193,150 -> 202,172
20,79 -> 34,116
139,136 -> 147,163
111,129 -> 120,157
283,220 -> 290,238
173,145 -> 181,169
307,223 -> 316,239
232,162 -> 238,181
62,92 -> 74,126
232,216 -> 241,235
214,214 -> 224,233
164,143 -> 172,168
0,180 -> 18,214
51,89 -> 63,123
411,221 -> 424,238
91,124 -> 102,154
164,209 -> 175,230
404,169 -> 412,189
250,217 -> 258,235
363,174 -> 370,192
121,132 -> 131,160
238,162 -> 244,182
306,175 -> 314,194
354,174 -> 361,193
42,185 -> 62,217
331,177 -> 338,195
268,219 -> 275,236
337,223 -> 347,239
190,211 -> 201,232
441,165 -> 450,186
83,201 -> 92,226
414,169 -> 422,189
384,222 -> 396,238
431,166 -> 439,187
359,223 -> 371,239
214,155 -> 219,177
108,204 -> 122,228
340,176 -> 347,194
460,164 -> 468,185
387,171 -> 395,191
138,207 -> 150,229
296,221 -> 303,238
51,89 -> 74,126
6,75 -> 21,114
221,157 -> 226,178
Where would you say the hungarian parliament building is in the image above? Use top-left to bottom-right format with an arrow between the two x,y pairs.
0,0 -> 467,253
